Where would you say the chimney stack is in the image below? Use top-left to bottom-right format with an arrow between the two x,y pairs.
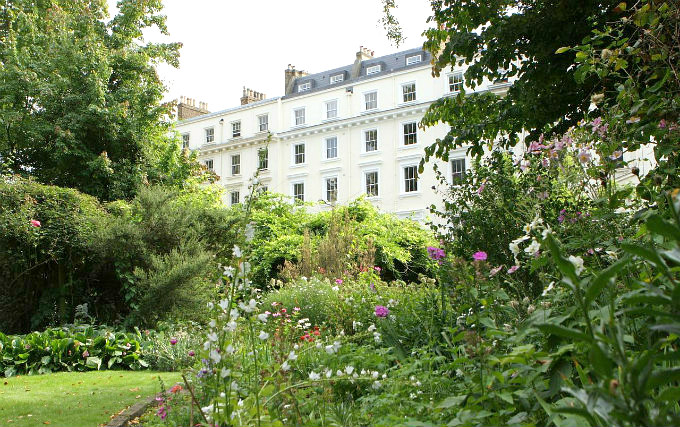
351,46 -> 375,78
240,86 -> 267,105
176,95 -> 210,120
284,64 -> 309,95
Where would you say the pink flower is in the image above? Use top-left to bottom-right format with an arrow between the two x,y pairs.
472,251 -> 487,261
374,266 -> 381,272
508,265 -> 520,274
477,180 -> 487,195
293,307 -> 300,311
591,117 -> 602,132
335,278 -> 343,285
170,338 -> 178,345
659,119 -> 667,129
30,219 -> 41,227
375,305 -> 389,318
82,350 -> 89,358
489,265 -> 503,277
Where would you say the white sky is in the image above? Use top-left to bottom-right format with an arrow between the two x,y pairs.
107,0 -> 433,112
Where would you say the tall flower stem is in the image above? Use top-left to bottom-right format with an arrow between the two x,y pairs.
247,318 -> 262,427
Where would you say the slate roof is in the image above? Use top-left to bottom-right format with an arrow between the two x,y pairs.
284,47 -> 430,99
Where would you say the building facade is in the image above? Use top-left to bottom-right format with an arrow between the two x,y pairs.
175,46 -> 516,220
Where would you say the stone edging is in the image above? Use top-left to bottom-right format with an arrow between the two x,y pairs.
104,383 -> 180,427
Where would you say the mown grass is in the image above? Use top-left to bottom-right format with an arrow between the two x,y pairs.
0,371 -> 181,427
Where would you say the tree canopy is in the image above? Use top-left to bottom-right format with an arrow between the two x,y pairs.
0,0 -> 187,201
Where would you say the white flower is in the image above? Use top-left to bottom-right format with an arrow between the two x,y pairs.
309,371 -> 321,381
258,331 -> 269,340
294,344 -> 299,350
325,345 -> 335,354
336,370 -> 344,377
223,266 -> 235,278
541,226 -> 553,240
568,255 -> 585,275
209,319 -> 217,328
210,349 -> 221,363
281,361 -> 290,372
367,324 -> 376,332
345,366 -> 354,375
333,341 -> 341,352
541,281 -> 555,297
372,381 -> 382,389
225,320 -> 237,332
509,242 -> 520,256
203,341 -> 211,350
325,370 -> 332,378
231,381 -> 239,391
332,286 -> 339,291
225,344 -> 235,354
361,369 -> 367,375
287,351 -> 298,361
316,342 -> 322,349
239,299 -> 258,313
218,299 -> 229,311
207,302 -> 214,309
257,313 -> 268,323
230,309 -> 239,320
233,245 -> 242,258
221,368 -> 231,378
207,332 -> 218,342
372,371 -> 379,379
522,224 -> 532,234
524,239 -> 540,255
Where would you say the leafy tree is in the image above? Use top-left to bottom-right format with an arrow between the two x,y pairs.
384,0 -> 619,163
0,0 -> 184,201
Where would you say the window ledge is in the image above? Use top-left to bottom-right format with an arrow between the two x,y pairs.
289,163 -> 307,169
360,151 -> 381,157
399,192 -> 421,198
321,157 -> 340,164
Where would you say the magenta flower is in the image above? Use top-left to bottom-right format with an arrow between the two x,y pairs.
427,246 -> 446,263
508,265 -> 520,274
188,350 -> 195,357
375,305 -> 389,318
30,219 -> 41,227
472,251 -> 487,261
374,266 -> 381,272
170,338 -> 178,345
659,119 -> 667,129
335,278 -> 343,285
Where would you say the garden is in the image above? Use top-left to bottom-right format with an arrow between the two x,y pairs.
2,0 -> 680,426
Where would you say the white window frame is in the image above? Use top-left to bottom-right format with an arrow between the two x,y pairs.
231,121 -> 241,138
364,169 -> 380,198
204,159 -> 214,171
406,54 -> 422,65
298,82 -> 311,92
330,74 -> 344,84
324,136 -> 338,160
230,191 -> 240,206
205,127 -> 214,144
363,129 -> 378,153
293,107 -> 306,126
448,71 -> 464,93
451,157 -> 467,184
291,181 -> 305,202
401,82 -> 417,103
181,133 -> 190,149
258,114 -> 268,132
325,99 -> 338,119
231,154 -> 241,176
402,121 -> 418,146
366,65 -> 381,75
323,176 -> 338,203
402,164 -> 419,194
364,91 -> 378,111
258,148 -> 268,170
293,142 -> 306,165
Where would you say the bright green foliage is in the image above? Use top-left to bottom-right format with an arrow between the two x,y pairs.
419,0 -> 620,162
0,325 -> 147,377
0,0 -> 187,201
0,371 -> 180,427
244,195 -> 436,286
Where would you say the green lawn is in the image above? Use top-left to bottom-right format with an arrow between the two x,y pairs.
0,371 -> 181,427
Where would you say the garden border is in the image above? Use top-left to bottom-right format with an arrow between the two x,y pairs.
104,383 -> 180,427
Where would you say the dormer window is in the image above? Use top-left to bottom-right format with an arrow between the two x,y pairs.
330,74 -> 344,84
366,65 -> 381,75
298,82 -> 311,92
406,55 -> 422,65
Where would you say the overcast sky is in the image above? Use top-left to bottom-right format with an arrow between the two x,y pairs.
107,0 -> 433,112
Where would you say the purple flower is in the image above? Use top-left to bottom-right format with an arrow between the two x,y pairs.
659,119 -> 667,129
375,305 -> 389,318
591,117 -> 602,132
188,350 -> 195,357
508,265 -> 520,274
427,246 -> 446,262
170,338 -> 178,346
472,251 -> 487,261
369,283 -> 376,292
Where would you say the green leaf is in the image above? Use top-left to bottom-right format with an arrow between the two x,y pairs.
536,324 -> 591,342
585,257 -> 629,305
85,356 -> 102,370
647,367 -> 680,390
555,47 -> 571,54
647,214 -> 680,242
437,395 -> 467,409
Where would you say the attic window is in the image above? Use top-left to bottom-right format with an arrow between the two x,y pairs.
298,82 -> 311,92
406,55 -> 422,65
366,65 -> 381,75
330,74 -> 344,84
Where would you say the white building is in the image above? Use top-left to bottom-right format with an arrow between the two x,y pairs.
174,46 -> 512,219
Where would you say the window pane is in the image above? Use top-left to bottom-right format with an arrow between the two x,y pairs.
365,130 -> 377,152
451,158 -> 466,183
326,177 -> 338,202
403,122 -> 417,145
402,83 -> 416,102
326,137 -> 337,159
293,183 -> 304,201
294,108 -> 305,125
258,149 -> 268,170
326,100 -> 337,119
182,133 -> 190,149
404,166 -> 418,192
365,172 -> 379,197
449,72 -> 464,92
258,115 -> 268,132
365,92 -> 377,110
230,191 -> 239,205
232,121 -> 241,137
294,144 -> 305,164
205,128 -> 214,143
